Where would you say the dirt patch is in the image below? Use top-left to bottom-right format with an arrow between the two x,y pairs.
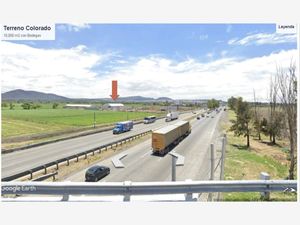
250,139 -> 289,166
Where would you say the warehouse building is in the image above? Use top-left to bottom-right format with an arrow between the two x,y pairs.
64,104 -> 94,109
102,103 -> 125,111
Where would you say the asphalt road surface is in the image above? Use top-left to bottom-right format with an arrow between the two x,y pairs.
65,110 -> 225,182
2,111 -> 199,178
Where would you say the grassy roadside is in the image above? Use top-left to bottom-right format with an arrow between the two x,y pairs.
221,110 -> 297,201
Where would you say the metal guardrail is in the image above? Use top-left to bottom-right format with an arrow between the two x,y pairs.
1,180 -> 296,201
1,130 -> 152,182
31,172 -> 58,181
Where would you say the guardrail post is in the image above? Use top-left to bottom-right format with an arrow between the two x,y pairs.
29,170 -> 33,180
55,161 -> 59,170
44,165 -> 47,174
260,172 -> 270,200
67,158 -> 70,166
184,179 -> 194,201
123,181 -> 131,202
76,155 -> 79,162
85,153 -> 87,159
62,194 -> 69,201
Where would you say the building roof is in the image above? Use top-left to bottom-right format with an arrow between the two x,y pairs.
65,104 -> 92,107
106,103 -> 124,107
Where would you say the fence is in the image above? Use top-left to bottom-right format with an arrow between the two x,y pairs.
1,130 -> 151,182
1,180 -> 296,202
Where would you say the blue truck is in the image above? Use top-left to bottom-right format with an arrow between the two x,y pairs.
113,121 -> 133,134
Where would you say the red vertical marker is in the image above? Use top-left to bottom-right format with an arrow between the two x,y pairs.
110,80 -> 119,100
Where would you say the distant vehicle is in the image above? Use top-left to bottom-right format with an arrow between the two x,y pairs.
143,115 -> 156,124
197,115 -> 201,120
206,115 -> 210,118
165,111 -> 179,122
211,115 -> 214,118
152,120 -> 191,155
85,165 -> 110,182
113,121 -> 133,134
201,113 -> 205,117
192,111 -> 196,114
224,108 -> 227,111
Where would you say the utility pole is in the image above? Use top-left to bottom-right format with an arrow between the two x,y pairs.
93,112 -> 96,129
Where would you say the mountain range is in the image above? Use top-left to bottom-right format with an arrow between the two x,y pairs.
1,89 -> 174,102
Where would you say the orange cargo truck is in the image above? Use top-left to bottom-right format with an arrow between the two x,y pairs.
152,120 -> 191,155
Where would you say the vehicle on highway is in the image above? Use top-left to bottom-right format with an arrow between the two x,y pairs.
113,121 -> 133,134
165,111 -> 179,122
201,113 -> 205,117
143,115 -> 156,124
85,165 -> 110,182
197,115 -> 201,120
152,120 -> 191,155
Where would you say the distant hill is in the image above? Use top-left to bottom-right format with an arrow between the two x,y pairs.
156,97 -> 173,101
117,96 -> 154,102
2,89 -> 70,101
1,89 -> 174,102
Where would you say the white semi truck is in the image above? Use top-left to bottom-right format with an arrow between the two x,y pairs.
165,111 -> 179,122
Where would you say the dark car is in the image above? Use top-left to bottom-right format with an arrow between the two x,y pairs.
85,165 -> 110,182
197,115 -> 201,120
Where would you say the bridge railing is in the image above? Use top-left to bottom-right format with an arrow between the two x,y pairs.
1,180 -> 297,202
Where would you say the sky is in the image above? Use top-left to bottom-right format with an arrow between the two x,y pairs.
1,24 -> 298,101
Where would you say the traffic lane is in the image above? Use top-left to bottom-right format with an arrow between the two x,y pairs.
104,114 -> 218,182
66,113 -> 219,182
175,111 -> 223,181
2,111 -> 197,178
65,139 -> 153,182
102,111 -> 222,182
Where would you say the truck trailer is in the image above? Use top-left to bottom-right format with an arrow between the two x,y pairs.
152,120 -> 191,155
113,121 -> 133,134
165,111 -> 179,122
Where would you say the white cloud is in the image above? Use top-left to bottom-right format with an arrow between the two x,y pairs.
57,23 -> 91,32
228,32 -> 297,46
1,41 -> 297,101
1,41 -> 110,98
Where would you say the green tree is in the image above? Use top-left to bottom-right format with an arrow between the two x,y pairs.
230,98 -> 252,147
21,102 -> 31,110
207,98 -> 219,109
52,103 -> 59,109
9,102 -> 15,110
227,96 -> 238,110
267,111 -> 285,144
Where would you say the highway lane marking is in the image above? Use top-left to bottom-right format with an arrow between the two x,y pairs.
140,150 -> 152,159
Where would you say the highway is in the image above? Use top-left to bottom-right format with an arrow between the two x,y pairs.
1,111 -> 198,178
65,110 -> 225,182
